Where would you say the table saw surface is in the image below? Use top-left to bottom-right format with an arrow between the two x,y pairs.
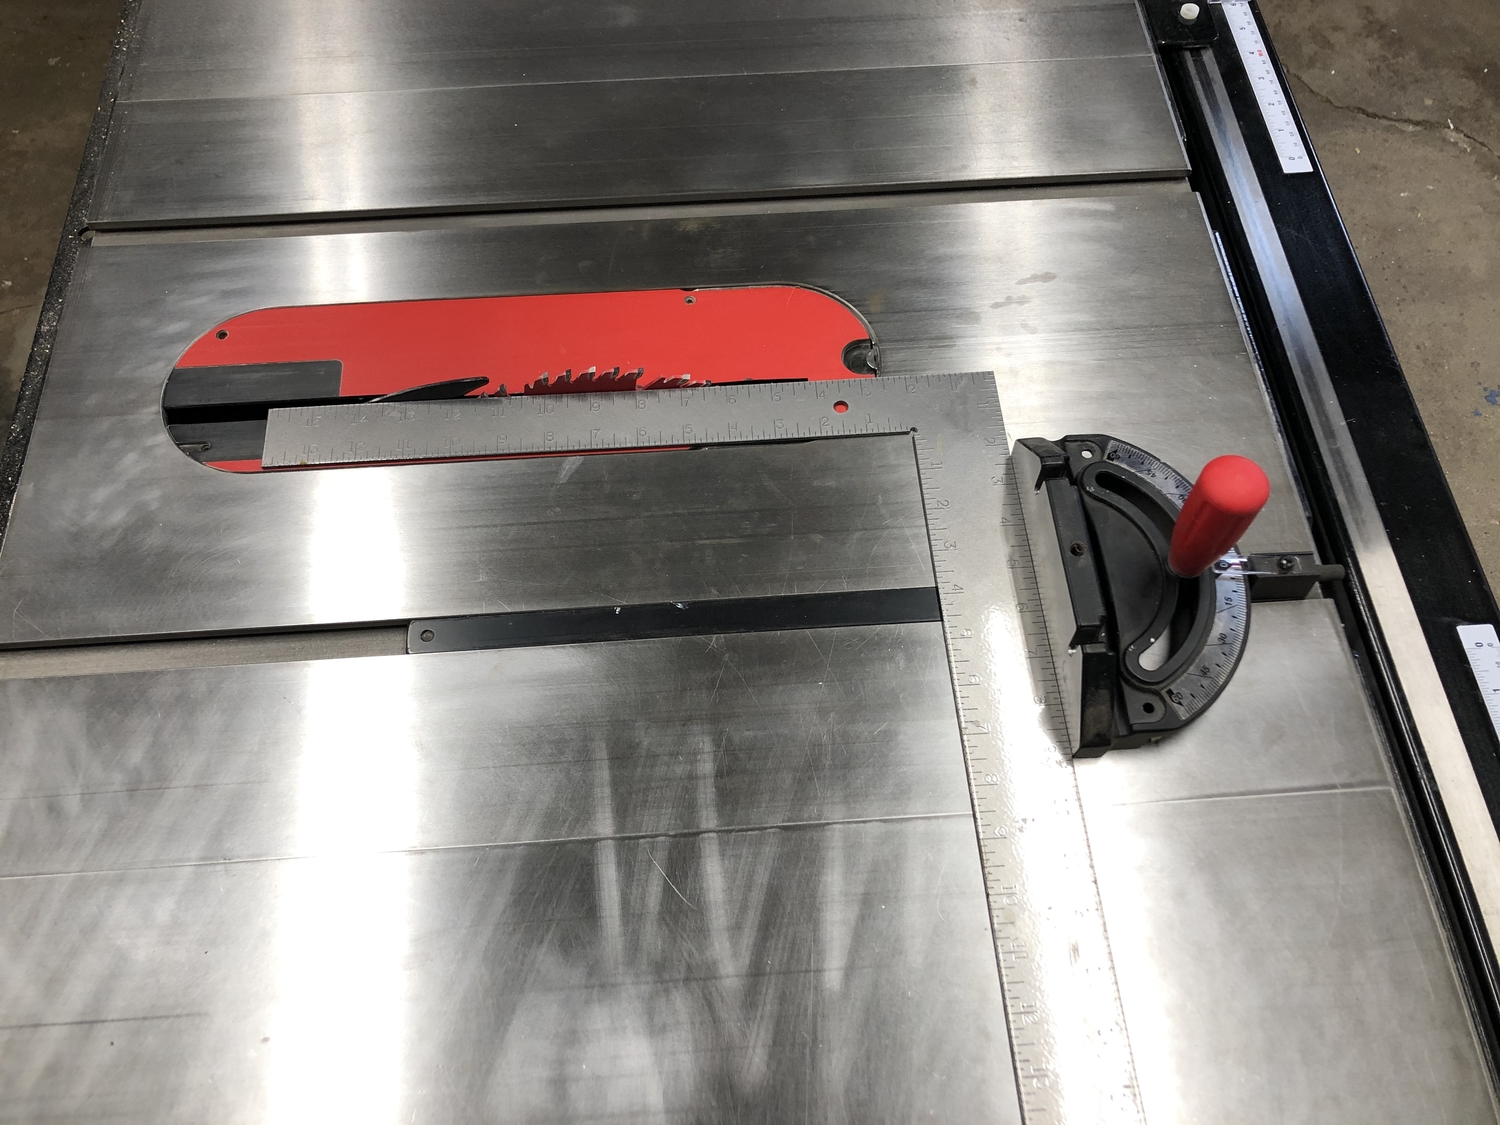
0,2 -> 1493,1122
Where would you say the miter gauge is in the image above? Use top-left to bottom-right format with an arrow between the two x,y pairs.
1014,433 -> 1341,756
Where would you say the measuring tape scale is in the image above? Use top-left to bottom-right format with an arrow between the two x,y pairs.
1215,0 -> 1314,174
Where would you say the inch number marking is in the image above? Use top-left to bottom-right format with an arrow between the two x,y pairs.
1458,624 -> 1500,740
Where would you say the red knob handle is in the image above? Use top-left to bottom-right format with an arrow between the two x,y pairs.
1168,455 -> 1270,577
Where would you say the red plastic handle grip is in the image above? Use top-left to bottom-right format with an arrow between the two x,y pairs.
1168,455 -> 1271,577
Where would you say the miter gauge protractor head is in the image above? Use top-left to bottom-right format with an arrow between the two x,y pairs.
1013,433 -> 1277,757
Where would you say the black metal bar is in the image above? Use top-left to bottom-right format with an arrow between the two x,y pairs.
408,587 -> 943,654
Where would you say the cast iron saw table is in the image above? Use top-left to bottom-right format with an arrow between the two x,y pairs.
1,2 -> 1499,1122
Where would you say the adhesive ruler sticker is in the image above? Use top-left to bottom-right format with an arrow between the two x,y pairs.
1458,624 -> 1500,739
1217,0 -> 1313,174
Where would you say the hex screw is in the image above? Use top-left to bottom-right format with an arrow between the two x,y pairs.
1179,2 -> 1201,23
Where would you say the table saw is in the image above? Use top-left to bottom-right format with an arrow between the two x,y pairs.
3,1 -> 1500,1121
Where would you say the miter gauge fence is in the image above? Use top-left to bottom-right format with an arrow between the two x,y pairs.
258,373 -> 1334,1122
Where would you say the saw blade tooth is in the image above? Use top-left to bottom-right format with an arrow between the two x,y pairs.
516,365 -> 646,397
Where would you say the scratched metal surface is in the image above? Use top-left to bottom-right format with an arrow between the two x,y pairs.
0,189 -> 1313,642
0,625 -> 1021,1122
2,0 -> 1491,1113
251,371 -> 1500,1121
91,0 -> 1184,226
0,604 -> 1489,1121
1075,600 -> 1496,1123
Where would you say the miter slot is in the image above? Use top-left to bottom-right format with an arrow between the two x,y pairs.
408,587 -> 942,654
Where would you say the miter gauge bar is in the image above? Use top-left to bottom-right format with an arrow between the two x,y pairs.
259,374 -> 1326,1121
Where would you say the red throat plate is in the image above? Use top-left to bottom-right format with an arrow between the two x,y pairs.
170,286 -> 876,471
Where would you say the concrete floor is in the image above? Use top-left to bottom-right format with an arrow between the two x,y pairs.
1260,0 -> 1500,589
0,0 -> 118,438
0,1 -> 1496,588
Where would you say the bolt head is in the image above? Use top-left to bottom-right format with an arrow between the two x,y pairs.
1179,2 -> 1201,22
